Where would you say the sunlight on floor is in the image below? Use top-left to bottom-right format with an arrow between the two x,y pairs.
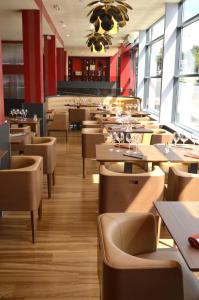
92,174 -> 99,184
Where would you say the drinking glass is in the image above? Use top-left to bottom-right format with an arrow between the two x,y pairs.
173,132 -> 180,146
132,134 -> 141,153
125,132 -> 133,153
114,132 -> 124,152
107,132 -> 114,152
180,134 -> 188,146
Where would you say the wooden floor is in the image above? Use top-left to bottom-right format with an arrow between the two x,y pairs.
0,131 -> 100,299
0,131 -> 199,299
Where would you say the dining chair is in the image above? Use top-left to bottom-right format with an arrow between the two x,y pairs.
98,212 -> 199,300
150,129 -> 173,144
165,166 -> 199,201
10,126 -> 32,154
0,156 -> 43,243
99,165 -> 165,214
47,112 -> 68,143
81,128 -> 105,178
24,137 -> 56,199
69,108 -> 86,128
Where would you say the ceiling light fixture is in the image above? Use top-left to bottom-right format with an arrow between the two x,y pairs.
86,32 -> 112,53
87,0 -> 133,35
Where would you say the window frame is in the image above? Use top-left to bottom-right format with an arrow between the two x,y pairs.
144,18 -> 165,115
173,0 -> 199,133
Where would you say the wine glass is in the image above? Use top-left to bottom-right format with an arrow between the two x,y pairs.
173,132 -> 180,146
114,132 -> 124,152
125,132 -> 133,153
190,134 -> 198,150
180,134 -> 188,146
132,134 -> 141,154
106,132 -> 114,152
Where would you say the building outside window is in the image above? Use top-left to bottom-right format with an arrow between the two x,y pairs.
145,18 -> 164,114
174,0 -> 199,132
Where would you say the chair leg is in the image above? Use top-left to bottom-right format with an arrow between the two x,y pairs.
38,200 -> 42,220
65,131 -> 67,143
30,210 -> 37,243
52,171 -> 55,186
83,158 -> 86,178
47,174 -> 52,198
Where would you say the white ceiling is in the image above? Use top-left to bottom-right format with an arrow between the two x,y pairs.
0,0 -> 181,56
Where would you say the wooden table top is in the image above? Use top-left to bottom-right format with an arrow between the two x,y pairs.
154,201 -> 199,271
7,117 -> 41,124
106,126 -> 153,133
96,143 -> 199,164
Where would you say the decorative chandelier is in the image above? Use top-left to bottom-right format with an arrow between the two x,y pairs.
86,32 -> 112,53
87,0 -> 133,35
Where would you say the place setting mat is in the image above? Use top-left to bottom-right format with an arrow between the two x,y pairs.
154,144 -> 183,161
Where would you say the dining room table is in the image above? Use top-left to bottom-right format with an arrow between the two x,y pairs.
96,143 -> 199,173
154,201 -> 199,271
6,117 -> 41,136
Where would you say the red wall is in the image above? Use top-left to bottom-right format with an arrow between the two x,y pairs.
109,53 -> 118,82
119,46 -> 137,96
57,48 -> 65,81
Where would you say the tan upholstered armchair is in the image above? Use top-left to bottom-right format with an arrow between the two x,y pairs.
98,212 -> 199,300
82,120 -> 101,128
47,112 -> 68,143
0,156 -> 43,243
81,128 -> 105,178
69,108 -> 86,128
10,126 -> 32,153
24,137 -> 56,199
150,129 -> 173,144
165,166 -> 199,201
99,165 -> 165,214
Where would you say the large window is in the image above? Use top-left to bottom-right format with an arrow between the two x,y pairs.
175,0 -> 199,132
145,18 -> 164,114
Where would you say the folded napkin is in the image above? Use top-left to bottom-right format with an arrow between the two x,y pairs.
184,152 -> 199,159
114,144 -> 136,150
188,234 -> 199,249
123,152 -> 143,159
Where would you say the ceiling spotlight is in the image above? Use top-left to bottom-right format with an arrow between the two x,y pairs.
62,24 -> 67,28
66,34 -> 70,37
53,4 -> 60,11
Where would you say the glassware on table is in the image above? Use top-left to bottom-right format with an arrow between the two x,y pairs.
190,134 -> 198,149
114,132 -> 124,152
173,132 -> 180,146
180,134 -> 188,146
132,133 -> 141,154
125,132 -> 133,153
106,132 -> 114,152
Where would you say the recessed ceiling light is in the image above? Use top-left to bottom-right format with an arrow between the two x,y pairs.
62,24 -> 67,28
66,34 -> 70,37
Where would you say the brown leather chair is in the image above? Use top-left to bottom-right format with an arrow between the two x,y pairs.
99,165 -> 165,214
150,129 -> 173,144
165,166 -> 199,201
24,137 -> 56,199
47,112 -> 68,143
10,126 -> 32,153
0,156 -> 43,243
69,108 -> 86,127
81,128 -> 105,178
98,212 -> 199,300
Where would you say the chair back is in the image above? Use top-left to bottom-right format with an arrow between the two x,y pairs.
150,129 -> 173,144
24,137 -> 56,174
48,112 -> 68,131
69,108 -> 86,123
82,128 -> 105,159
166,167 -> 199,201
0,156 -> 43,211
99,166 -> 165,214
